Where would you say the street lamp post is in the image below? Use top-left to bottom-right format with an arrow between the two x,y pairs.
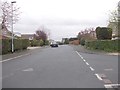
11,1 -> 16,53
118,1 -> 120,39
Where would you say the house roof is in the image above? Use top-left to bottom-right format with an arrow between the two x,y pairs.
21,34 -> 35,39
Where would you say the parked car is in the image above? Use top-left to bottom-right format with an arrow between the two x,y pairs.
50,42 -> 58,47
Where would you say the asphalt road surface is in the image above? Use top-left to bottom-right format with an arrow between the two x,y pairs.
2,45 -> 119,88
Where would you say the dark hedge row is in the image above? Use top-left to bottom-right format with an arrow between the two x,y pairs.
96,27 -> 112,40
2,39 -> 29,54
30,39 -> 49,46
85,40 -> 120,52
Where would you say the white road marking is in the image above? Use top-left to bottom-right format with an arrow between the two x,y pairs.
109,84 -> 120,86
76,51 -> 95,72
0,53 -> 30,63
75,51 -> 85,60
86,62 -> 89,65
89,67 -> 95,71
22,68 -> 34,72
95,74 -> 103,80
83,59 -> 86,62
75,51 -> 82,58
104,84 -> 120,88
104,85 -> 113,88
81,57 -> 84,59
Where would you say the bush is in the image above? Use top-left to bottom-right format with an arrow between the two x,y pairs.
80,38 -> 85,46
2,39 -> 29,54
2,39 -> 11,54
64,38 -> 69,44
30,39 -> 45,46
44,40 -> 49,45
21,39 -> 30,49
85,40 -> 120,52
30,39 -> 38,46
39,39 -> 44,46
0,40 -> 2,55
96,27 -> 112,40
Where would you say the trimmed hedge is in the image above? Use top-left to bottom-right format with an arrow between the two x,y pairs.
2,39 -> 29,54
85,40 -> 120,52
44,40 -> 49,45
96,27 -> 112,40
30,39 -> 44,46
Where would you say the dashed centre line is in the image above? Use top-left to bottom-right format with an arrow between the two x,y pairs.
90,67 -> 95,71
76,51 -> 95,72
75,51 -> 117,89
75,51 -> 82,58
95,74 -> 103,80
83,59 -> 86,62
86,62 -> 89,65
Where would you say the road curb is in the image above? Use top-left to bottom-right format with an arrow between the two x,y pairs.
107,53 -> 120,56
1,53 -> 30,63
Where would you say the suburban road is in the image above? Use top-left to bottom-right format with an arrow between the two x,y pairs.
1,45 -> 119,88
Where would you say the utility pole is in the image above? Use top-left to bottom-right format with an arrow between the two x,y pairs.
118,1 -> 120,39
11,1 -> 16,53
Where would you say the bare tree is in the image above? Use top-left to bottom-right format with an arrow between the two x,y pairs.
1,1 -> 20,28
109,10 -> 118,23
35,28 -> 47,42
77,28 -> 95,40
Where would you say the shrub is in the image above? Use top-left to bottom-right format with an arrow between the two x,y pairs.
44,40 -> 49,45
80,38 -> 85,46
0,40 -> 2,55
64,38 -> 69,44
2,39 -> 29,54
30,39 -> 45,46
96,27 -> 112,40
30,39 -> 38,46
21,39 -> 30,49
85,40 -> 120,52
39,39 -> 44,46
2,39 -> 11,54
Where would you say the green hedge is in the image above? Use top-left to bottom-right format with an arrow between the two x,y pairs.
80,38 -> 85,46
44,40 -> 49,45
2,39 -> 29,54
30,39 -> 44,46
85,40 -> 120,52
96,27 -> 112,40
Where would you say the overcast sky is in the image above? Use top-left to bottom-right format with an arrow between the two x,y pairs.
5,0 -> 120,41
